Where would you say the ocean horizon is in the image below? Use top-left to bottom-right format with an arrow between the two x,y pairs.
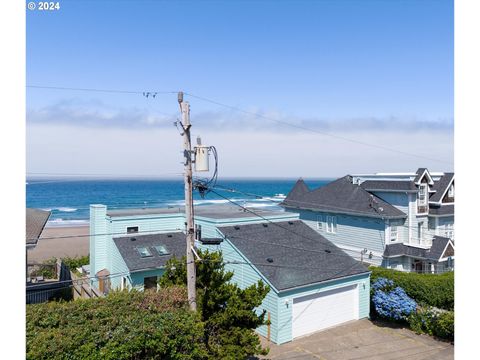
26,178 -> 332,226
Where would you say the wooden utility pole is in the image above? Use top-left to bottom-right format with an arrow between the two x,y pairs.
179,92 -> 197,311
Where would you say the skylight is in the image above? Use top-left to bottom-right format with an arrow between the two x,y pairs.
137,247 -> 152,258
154,245 -> 170,256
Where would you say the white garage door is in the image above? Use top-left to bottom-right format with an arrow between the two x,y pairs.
292,284 -> 358,339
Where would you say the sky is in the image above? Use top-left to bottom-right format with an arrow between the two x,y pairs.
26,0 -> 454,178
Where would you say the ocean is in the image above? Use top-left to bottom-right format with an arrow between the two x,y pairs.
26,178 -> 331,226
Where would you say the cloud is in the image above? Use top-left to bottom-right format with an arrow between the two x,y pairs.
26,98 -> 454,134
26,124 -> 454,178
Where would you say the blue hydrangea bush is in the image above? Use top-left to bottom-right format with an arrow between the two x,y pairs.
372,277 -> 417,321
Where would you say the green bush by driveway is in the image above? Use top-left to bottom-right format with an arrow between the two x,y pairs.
369,266 -> 454,310
26,287 -> 206,360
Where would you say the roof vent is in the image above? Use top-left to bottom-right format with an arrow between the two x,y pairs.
234,225 -> 240,230
167,234 -> 173,238
130,237 -> 136,241
262,223 -> 268,227
324,249 -> 331,253
266,257 -> 274,263
288,221 -> 294,225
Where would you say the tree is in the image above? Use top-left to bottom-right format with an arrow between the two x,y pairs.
159,249 -> 270,359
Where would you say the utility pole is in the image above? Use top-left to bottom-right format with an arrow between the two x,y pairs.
178,92 -> 197,311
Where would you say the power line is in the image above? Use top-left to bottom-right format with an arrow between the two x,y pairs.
211,185 -> 454,235
27,85 -> 178,95
183,92 -> 453,165
30,228 -> 183,242
26,171 -> 184,178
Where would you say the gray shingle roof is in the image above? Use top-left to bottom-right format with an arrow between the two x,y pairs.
413,168 -> 429,183
430,173 -> 454,203
26,209 -> 51,246
428,205 -> 454,216
219,220 -> 369,292
360,180 -> 418,192
384,236 -> 454,261
113,232 -> 186,272
281,176 -> 406,219
428,236 -> 454,261
384,243 -> 426,259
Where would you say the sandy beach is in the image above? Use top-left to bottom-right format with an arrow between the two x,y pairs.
27,225 -> 90,263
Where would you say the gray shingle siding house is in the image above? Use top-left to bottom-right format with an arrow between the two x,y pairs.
282,168 -> 454,273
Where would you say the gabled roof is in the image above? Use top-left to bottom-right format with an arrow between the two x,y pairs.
428,236 -> 454,261
413,168 -> 434,185
384,236 -> 454,261
219,220 -> 369,292
113,232 -> 186,272
26,208 -> 51,246
281,176 -> 406,219
430,173 -> 454,203
287,178 -> 310,198
360,180 -> 418,192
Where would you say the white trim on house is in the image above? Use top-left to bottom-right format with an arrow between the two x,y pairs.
414,169 -> 434,185
438,239 -> 455,262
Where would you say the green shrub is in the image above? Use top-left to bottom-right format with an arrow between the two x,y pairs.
30,257 -> 57,279
61,255 -> 89,270
26,287 -> 207,359
435,311 -> 454,340
408,307 -> 454,341
369,266 -> 454,310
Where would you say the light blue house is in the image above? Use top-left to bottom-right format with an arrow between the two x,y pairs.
89,203 -> 370,344
89,204 -> 298,291
202,220 -> 370,344
282,168 -> 455,273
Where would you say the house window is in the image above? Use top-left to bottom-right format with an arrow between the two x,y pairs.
417,222 -> 423,242
127,226 -> 139,233
448,185 -> 454,198
326,216 -> 337,234
316,215 -> 323,231
390,225 -> 397,242
445,223 -> 454,239
137,247 -> 152,258
121,276 -> 127,290
144,276 -> 157,291
418,184 -> 428,213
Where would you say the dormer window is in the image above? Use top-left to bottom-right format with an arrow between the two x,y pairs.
417,184 -> 428,214
448,184 -> 454,198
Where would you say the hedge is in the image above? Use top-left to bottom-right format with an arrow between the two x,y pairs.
369,266 -> 454,310
408,307 -> 454,341
26,287 -> 207,360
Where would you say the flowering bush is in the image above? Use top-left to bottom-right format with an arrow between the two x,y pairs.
371,278 -> 417,321
408,306 -> 454,341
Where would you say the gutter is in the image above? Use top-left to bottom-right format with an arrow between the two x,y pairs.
281,204 -> 406,220
277,271 -> 371,295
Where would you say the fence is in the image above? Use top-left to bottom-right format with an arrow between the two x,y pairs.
26,261 -> 73,304
71,272 -> 104,300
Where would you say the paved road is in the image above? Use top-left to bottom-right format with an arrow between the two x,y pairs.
258,319 -> 453,360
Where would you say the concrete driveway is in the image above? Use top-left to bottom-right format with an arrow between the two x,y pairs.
258,319 -> 453,360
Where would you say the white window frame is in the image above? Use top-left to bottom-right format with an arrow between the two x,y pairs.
417,221 -> 423,242
448,184 -> 454,198
121,276 -> 127,290
326,216 -> 337,234
418,184 -> 428,207
445,223 -> 454,239
390,225 -> 398,242
316,215 -> 323,231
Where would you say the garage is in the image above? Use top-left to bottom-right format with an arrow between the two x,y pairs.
292,284 -> 359,339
